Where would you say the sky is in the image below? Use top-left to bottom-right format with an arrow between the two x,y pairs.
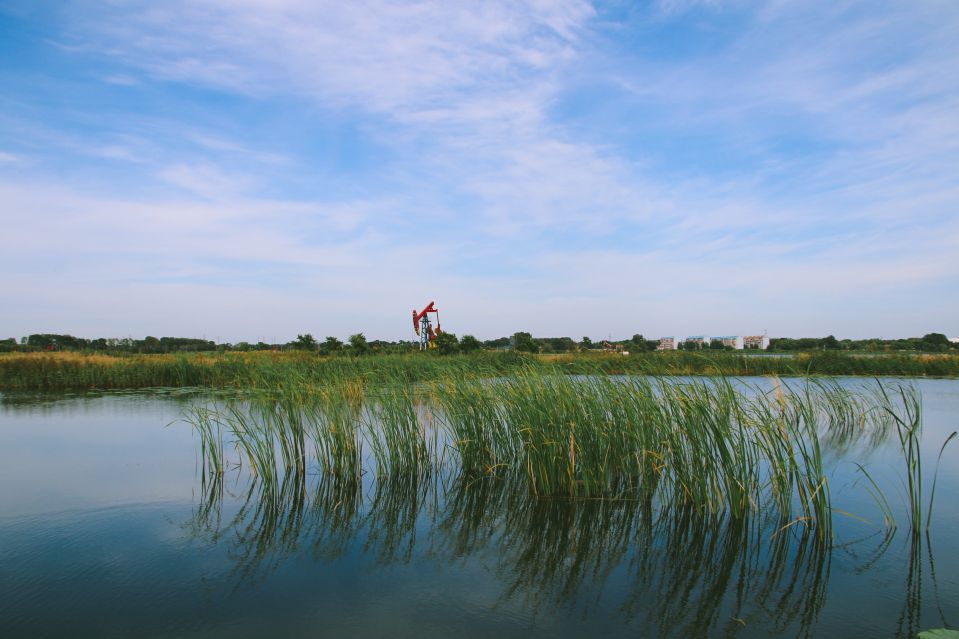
1,0 -> 957,343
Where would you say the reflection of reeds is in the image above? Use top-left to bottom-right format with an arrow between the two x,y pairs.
872,384 -> 958,534
185,468 -> 835,635
185,372 -> 914,534
187,405 -> 225,479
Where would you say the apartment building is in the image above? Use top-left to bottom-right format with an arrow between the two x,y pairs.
743,335 -> 770,350
657,337 -> 678,350
711,336 -> 743,349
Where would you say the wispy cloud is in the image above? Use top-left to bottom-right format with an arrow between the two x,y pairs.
1,0 -> 957,339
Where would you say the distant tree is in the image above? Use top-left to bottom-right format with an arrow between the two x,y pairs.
234,341 -> 253,351
139,336 -> 162,353
460,334 -> 482,353
293,333 -> 318,350
821,335 -> 840,350
434,331 -> 459,355
512,332 -> 539,353
27,334 -> 87,350
920,333 -> 950,352
625,334 -> 658,353
709,340 -> 724,350
320,336 -> 344,355
348,333 -> 371,355
580,336 -> 593,350
538,337 -> 576,352
484,337 -> 511,349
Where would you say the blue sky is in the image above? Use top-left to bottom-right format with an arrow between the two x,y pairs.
1,0 -> 957,342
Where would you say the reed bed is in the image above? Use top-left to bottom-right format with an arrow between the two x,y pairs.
4,350 -> 958,391
184,370 -> 927,539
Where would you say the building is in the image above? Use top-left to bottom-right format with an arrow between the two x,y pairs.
950,337 -> 959,344
684,336 -> 709,348
657,337 -> 678,350
743,335 -> 770,350
711,336 -> 743,349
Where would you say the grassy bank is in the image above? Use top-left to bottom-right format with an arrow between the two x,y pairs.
1,350 -> 958,390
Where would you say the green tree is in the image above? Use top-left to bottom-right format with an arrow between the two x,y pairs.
320,336 -> 344,355
434,331 -> 459,355
512,332 -> 539,353
920,333 -> 950,352
348,333 -> 371,355
459,334 -> 482,353
580,336 -> 593,350
293,333 -> 318,350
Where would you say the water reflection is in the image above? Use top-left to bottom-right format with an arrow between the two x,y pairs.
3,383 -> 955,638
187,468 -> 855,636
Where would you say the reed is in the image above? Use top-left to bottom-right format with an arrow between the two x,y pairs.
183,370 -> 913,537
4,350 -> 959,391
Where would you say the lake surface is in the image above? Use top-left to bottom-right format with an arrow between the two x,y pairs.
1,379 -> 957,638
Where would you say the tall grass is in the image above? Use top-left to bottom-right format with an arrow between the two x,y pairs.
4,349 -> 958,391
184,371 -> 920,538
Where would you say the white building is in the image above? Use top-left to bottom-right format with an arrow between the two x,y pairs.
743,335 -> 770,350
657,337 -> 678,350
711,336 -> 743,349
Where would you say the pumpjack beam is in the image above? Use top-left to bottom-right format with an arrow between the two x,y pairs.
412,301 -> 442,350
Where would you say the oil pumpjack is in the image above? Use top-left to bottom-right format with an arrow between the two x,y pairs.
412,301 -> 442,350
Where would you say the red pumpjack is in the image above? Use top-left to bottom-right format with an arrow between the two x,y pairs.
412,301 -> 442,350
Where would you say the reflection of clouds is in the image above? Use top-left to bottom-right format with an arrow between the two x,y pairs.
0,393 -> 198,519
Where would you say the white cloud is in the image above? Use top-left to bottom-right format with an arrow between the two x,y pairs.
73,0 -> 594,116
3,0 -> 957,339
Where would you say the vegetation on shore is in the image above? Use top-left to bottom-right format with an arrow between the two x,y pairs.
1,349 -> 959,391
3,330 -> 955,355
186,369 -> 954,540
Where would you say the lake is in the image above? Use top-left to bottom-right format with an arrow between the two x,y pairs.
1,378 -> 957,638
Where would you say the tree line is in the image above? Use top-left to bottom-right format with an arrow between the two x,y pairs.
1,331 -> 955,355
768,333 -> 955,353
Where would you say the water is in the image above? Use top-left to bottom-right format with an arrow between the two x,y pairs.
1,379 -> 957,638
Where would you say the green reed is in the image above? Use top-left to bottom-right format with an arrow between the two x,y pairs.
5,349 -> 959,391
184,370 -> 940,537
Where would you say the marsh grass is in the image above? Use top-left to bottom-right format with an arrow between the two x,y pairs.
181,370 -> 938,538
4,349 -> 959,391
